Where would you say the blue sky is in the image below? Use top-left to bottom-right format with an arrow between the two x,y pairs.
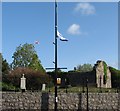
2,2 -> 118,71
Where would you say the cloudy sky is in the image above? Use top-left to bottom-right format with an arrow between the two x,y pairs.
2,2 -> 118,70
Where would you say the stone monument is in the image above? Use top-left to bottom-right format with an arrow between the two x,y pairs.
42,84 -> 46,91
20,74 -> 26,92
95,60 -> 111,88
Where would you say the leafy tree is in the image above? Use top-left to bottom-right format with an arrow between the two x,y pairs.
11,43 -> 45,72
0,53 -> 10,75
2,59 -> 10,75
0,53 -> 2,74
0,53 -> 11,90
76,63 -> 93,72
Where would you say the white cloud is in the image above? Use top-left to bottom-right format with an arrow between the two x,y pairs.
74,3 -> 95,15
67,24 -> 81,35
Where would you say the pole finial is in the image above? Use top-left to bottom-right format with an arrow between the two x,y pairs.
22,74 -> 25,78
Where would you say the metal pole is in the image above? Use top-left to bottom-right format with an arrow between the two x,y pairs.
65,78 -> 67,93
55,1 -> 58,111
82,78 -> 85,93
86,78 -> 88,111
49,74 -> 50,92
99,75 -> 102,93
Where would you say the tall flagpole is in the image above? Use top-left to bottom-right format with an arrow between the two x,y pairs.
46,1 -> 67,110
55,0 -> 58,111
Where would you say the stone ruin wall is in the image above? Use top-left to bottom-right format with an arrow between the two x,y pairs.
95,60 -> 112,88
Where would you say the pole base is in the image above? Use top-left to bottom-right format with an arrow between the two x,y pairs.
21,89 -> 25,92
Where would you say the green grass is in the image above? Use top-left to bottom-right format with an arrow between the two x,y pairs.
44,86 -> 117,93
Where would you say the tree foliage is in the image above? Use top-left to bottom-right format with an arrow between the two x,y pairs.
0,53 -> 2,74
103,61 -> 107,84
76,63 -> 93,72
109,66 -> 120,88
11,43 -> 45,72
2,59 -> 10,75
0,53 -> 10,75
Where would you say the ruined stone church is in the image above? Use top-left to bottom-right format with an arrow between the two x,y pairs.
67,60 -> 112,88
95,60 -> 112,88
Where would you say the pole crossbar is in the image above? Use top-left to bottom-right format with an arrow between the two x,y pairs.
46,67 -> 67,70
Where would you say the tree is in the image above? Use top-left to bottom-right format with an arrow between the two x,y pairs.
76,63 -> 93,72
0,53 -> 2,74
11,43 -> 45,72
0,53 -> 13,91
2,59 -> 10,75
0,53 -> 10,75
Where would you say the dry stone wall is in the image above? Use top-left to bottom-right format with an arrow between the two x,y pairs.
1,92 -> 120,110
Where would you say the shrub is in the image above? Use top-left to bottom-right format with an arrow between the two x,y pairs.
109,67 -> 120,88
3,67 -> 50,90
1,82 -> 20,91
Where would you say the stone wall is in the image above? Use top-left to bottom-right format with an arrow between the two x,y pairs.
1,92 -> 120,110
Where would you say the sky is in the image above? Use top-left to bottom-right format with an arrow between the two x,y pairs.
2,2 -> 118,71
1,0 -> 119,2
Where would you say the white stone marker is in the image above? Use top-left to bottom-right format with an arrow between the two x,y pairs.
20,74 -> 26,92
42,84 -> 46,91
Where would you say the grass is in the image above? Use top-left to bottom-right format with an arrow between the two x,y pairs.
44,86 -> 118,93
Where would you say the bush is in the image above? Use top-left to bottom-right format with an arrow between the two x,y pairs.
3,67 -> 50,90
1,82 -> 20,91
109,67 -> 120,88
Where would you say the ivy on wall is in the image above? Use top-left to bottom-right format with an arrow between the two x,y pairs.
103,61 -> 107,84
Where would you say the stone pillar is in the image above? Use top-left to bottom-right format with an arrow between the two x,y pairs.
42,84 -> 46,91
20,74 -> 26,92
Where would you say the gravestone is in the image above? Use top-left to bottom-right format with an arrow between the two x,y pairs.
95,60 -> 111,88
